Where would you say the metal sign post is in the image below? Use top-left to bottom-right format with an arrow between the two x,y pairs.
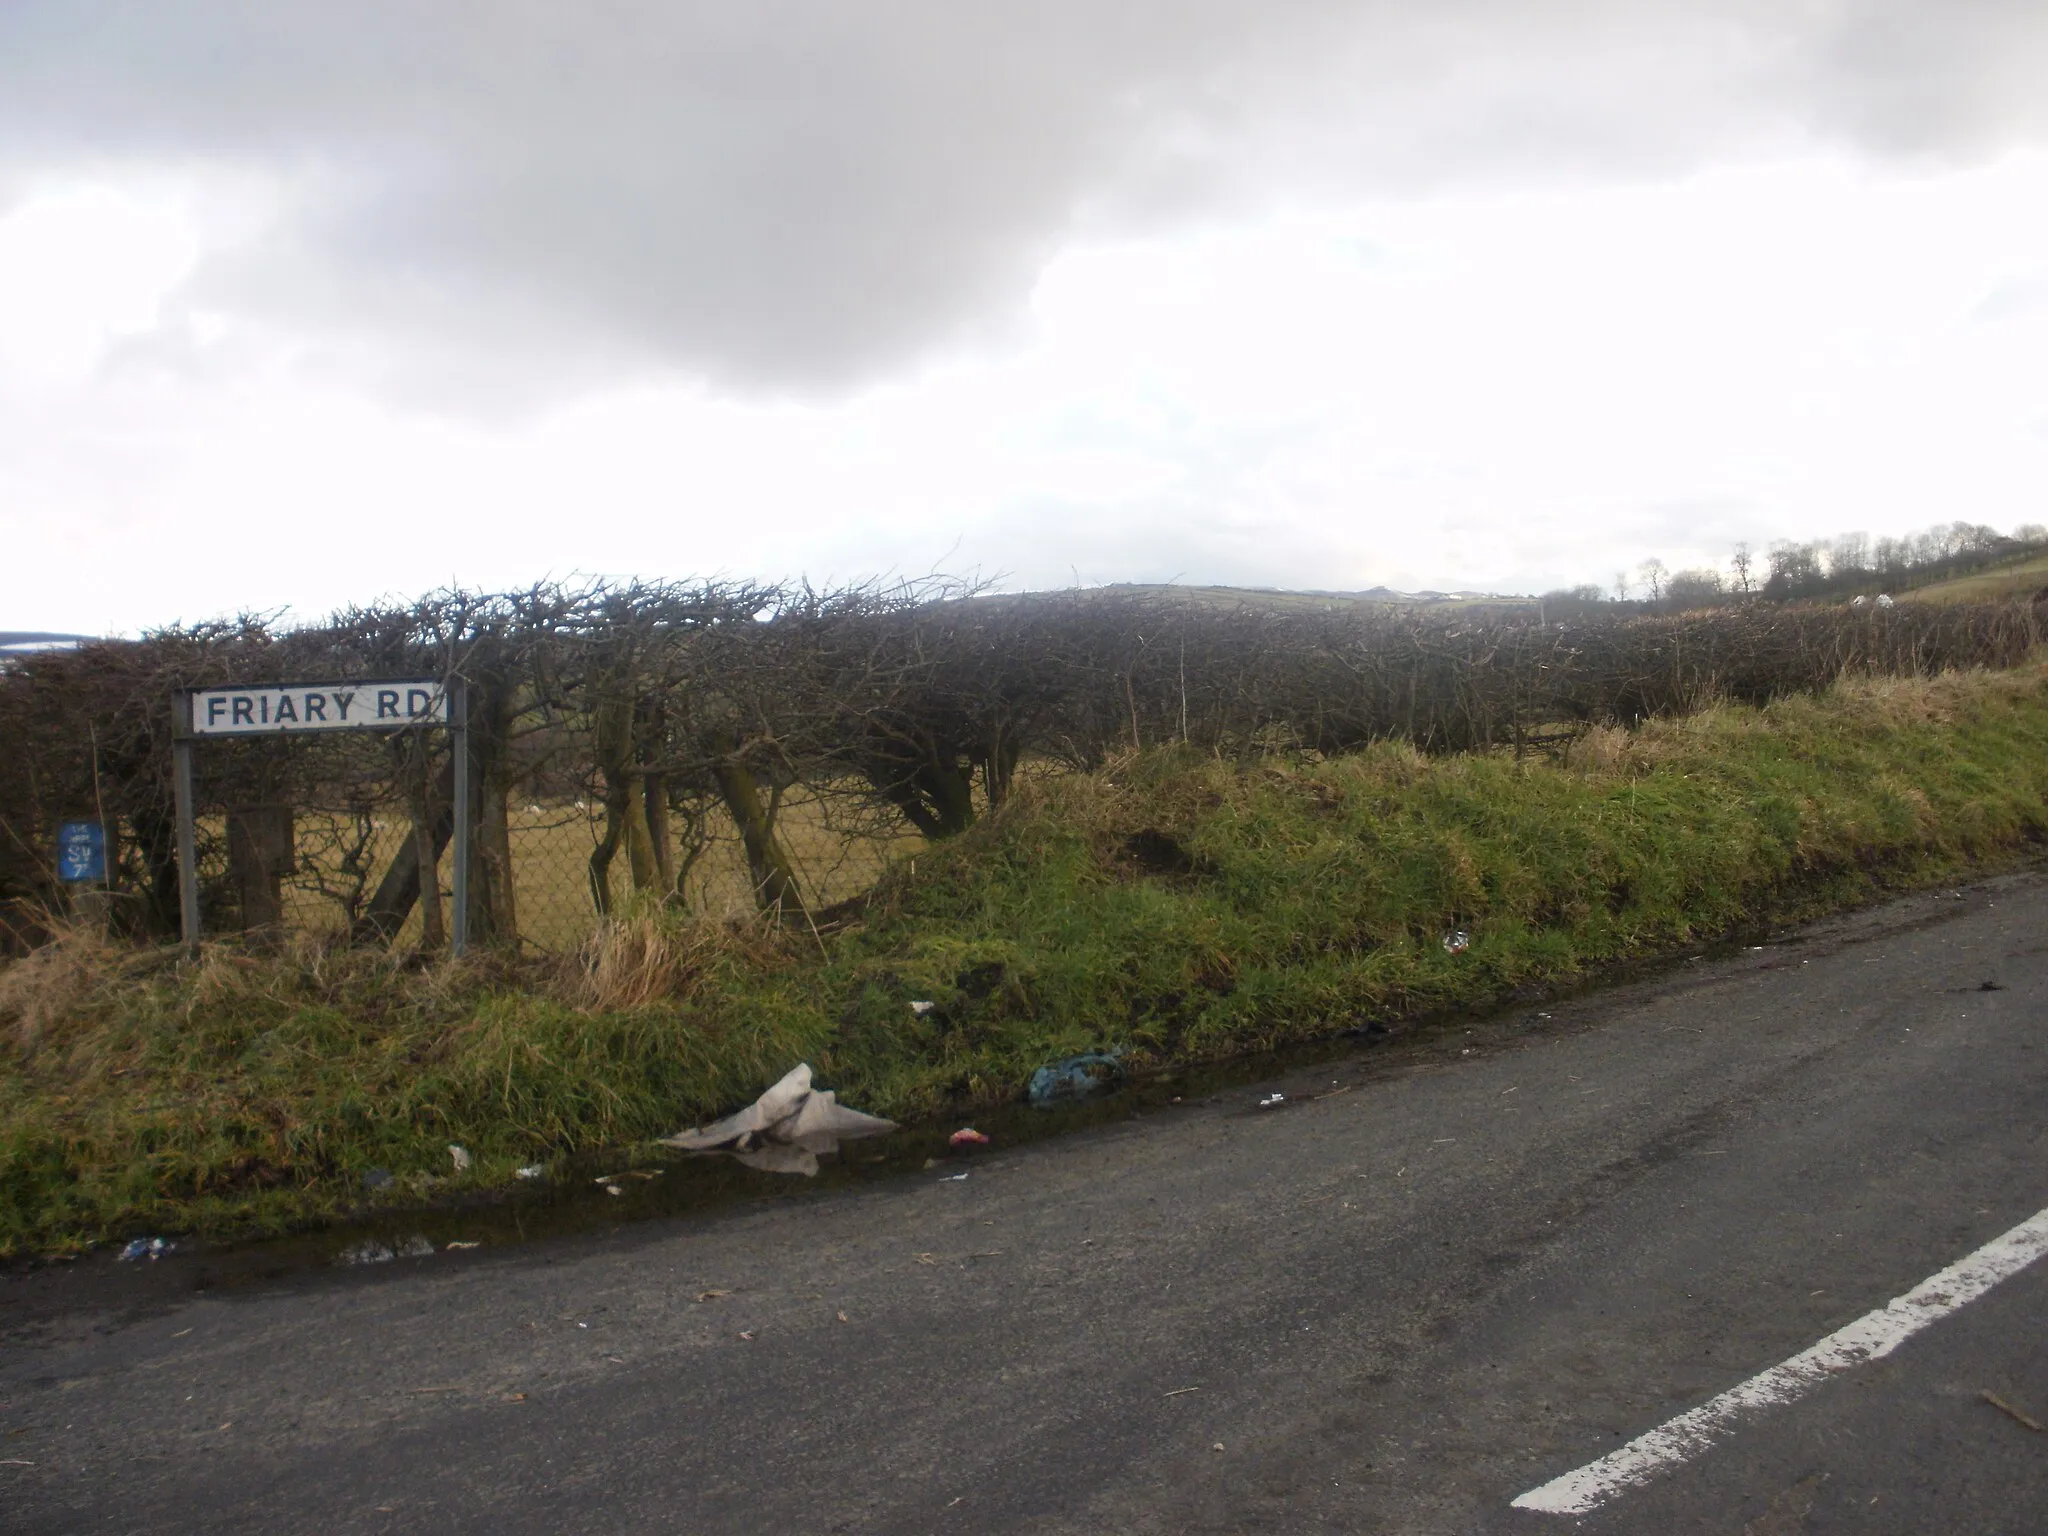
449,679 -> 470,957
171,678 -> 467,956
172,695 -> 201,956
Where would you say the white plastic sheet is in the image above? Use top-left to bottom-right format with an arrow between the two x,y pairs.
660,1064 -> 895,1176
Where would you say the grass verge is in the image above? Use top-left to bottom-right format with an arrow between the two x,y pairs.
7,664 -> 2048,1255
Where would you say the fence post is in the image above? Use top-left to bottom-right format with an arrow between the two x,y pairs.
450,677 -> 470,957
172,690 -> 200,958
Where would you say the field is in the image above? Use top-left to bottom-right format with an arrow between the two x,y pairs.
1902,552 -> 2048,605
9,660 -> 2048,1255
274,793 -> 920,952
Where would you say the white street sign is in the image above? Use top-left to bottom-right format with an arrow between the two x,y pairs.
189,680 -> 449,735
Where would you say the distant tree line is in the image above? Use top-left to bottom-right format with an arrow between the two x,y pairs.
1545,520 -> 2048,616
2,580 -> 2037,950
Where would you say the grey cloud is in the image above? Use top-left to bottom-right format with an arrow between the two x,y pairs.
1971,278 -> 2048,325
5,1 -> 2045,399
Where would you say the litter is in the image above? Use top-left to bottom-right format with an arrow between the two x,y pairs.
444,1241 -> 481,1251
941,1172 -> 970,1182
337,1235 -> 433,1265
1982,1391 -> 2044,1432
693,1289 -> 731,1302
514,1164 -> 546,1180
948,1128 -> 991,1147
363,1167 -> 394,1190
1441,930 -> 1470,955
660,1063 -> 895,1178
1257,1093 -> 1286,1109
448,1145 -> 471,1173
117,1237 -> 173,1263
909,1000 -> 937,1016
1027,1050 -> 1126,1106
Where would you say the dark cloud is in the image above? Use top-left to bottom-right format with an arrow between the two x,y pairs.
4,1 -> 2044,397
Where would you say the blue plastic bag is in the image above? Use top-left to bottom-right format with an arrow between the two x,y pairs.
1027,1050 -> 1125,1106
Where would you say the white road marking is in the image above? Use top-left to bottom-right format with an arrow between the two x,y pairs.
1512,1203 -> 2048,1516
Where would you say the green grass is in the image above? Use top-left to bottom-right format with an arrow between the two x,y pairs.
1902,552 -> 2048,605
8,664 -> 2048,1255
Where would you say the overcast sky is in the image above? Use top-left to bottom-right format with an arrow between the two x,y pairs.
4,2 -> 2047,634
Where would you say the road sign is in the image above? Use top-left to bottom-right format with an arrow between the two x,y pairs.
188,681 -> 448,736
56,819 -> 107,883
171,678 -> 470,956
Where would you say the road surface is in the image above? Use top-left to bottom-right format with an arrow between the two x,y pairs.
5,872 -> 2047,1533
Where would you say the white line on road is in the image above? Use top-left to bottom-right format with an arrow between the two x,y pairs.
1512,1203 -> 2048,1516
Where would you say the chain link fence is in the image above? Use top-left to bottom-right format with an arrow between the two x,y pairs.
172,742 -> 918,954
4,580 -> 2040,956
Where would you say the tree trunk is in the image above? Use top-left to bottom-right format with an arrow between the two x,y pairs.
645,773 -> 674,894
409,782 -> 445,952
981,731 -> 1021,809
587,796 -> 624,916
622,773 -> 659,893
131,805 -> 183,939
878,751 -> 977,838
472,771 -> 516,944
711,756 -> 808,917
590,692 -> 663,910
469,682 -> 519,945
226,804 -> 293,934
353,759 -> 453,943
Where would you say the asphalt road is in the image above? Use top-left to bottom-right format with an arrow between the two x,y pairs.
5,873 -> 2047,1534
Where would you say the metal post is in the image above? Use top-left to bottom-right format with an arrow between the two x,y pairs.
449,678 -> 470,957
171,693 -> 200,958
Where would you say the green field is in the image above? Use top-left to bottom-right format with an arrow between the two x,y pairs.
1901,552 -> 2048,606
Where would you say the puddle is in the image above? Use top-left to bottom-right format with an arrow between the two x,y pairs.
1,917 -> 1834,1315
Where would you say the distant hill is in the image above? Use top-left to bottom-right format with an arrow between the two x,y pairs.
0,631 -> 96,653
1897,553 -> 2048,606
1096,583 -> 1533,610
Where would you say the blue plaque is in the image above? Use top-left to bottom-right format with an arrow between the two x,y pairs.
56,820 -> 107,884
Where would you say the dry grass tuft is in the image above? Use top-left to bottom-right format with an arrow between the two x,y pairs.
563,904 -> 789,1011
1562,723 -> 1650,776
0,917 -> 128,1050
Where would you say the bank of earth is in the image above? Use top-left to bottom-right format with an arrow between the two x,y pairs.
6,662 -> 2048,1256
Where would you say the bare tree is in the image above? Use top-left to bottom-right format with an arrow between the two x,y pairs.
1637,558 -> 1668,606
